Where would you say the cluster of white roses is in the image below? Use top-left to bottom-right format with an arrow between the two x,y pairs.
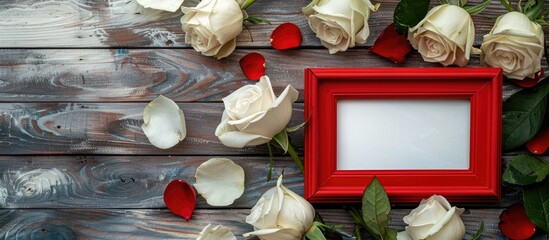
408,4 -> 544,80
303,0 -> 544,81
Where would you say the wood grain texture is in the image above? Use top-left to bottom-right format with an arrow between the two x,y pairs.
1,49 -> 545,102
0,155 -> 542,209
0,0 -> 547,48
0,208 -> 539,239
0,156 -> 302,209
0,102 -> 304,155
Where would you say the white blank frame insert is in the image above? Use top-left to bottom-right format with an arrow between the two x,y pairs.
337,99 -> 471,170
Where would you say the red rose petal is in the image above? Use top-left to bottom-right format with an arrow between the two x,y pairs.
163,180 -> 196,221
499,203 -> 536,240
511,68 -> 544,88
239,52 -> 266,81
270,23 -> 302,50
527,127 -> 549,155
369,23 -> 411,64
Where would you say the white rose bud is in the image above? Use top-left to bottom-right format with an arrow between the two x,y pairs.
397,195 -> 465,240
480,11 -> 544,80
408,4 -> 475,67
181,0 -> 243,59
215,76 -> 299,148
243,175 -> 315,240
303,0 -> 379,54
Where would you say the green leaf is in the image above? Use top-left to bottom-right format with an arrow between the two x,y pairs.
385,228 -> 397,240
272,131 -> 289,153
286,118 -> 310,133
244,16 -> 271,25
471,221 -> 484,240
287,143 -> 304,174
353,225 -> 363,240
240,0 -> 256,10
503,155 -> 549,185
463,0 -> 491,15
267,142 -> 274,181
502,81 -> 549,151
499,0 -> 515,11
446,0 -> 467,6
362,177 -> 392,240
523,180 -> 549,233
393,0 -> 430,34
304,224 -> 327,240
523,0 -> 545,21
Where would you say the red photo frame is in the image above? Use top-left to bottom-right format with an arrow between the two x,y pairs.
304,68 -> 502,203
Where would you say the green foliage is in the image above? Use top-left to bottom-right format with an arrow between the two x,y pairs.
471,221 -> 484,240
393,0 -> 429,34
502,81 -> 549,151
463,0 -> 492,15
240,0 -> 257,10
503,155 -> 549,185
523,180 -> 549,233
361,177 -> 397,240
499,0 -> 547,22
244,16 -> 272,25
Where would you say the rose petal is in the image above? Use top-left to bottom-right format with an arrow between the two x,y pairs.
370,23 -> 411,64
511,68 -> 544,88
397,231 -> 413,240
136,0 -> 184,12
163,180 -> 196,221
239,52 -> 266,81
527,127 -> 549,155
499,203 -> 536,240
243,228 -> 302,240
197,224 -> 236,240
194,158 -> 245,206
142,95 -> 186,149
270,23 -> 302,50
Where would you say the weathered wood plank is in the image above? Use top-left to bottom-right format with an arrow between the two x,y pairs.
0,208 -> 534,239
0,155 -> 542,209
0,49 -> 543,102
0,102 -> 304,155
0,0 -> 546,48
0,156 -> 301,209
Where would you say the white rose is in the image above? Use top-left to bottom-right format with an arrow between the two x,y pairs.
243,175 -> 315,240
408,4 -> 475,67
215,76 -> 299,148
303,0 -> 379,54
480,11 -> 544,80
181,0 -> 243,59
397,195 -> 465,240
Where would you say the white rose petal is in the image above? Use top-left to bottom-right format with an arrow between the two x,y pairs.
136,0 -> 184,12
480,11 -> 544,80
402,195 -> 465,240
303,0 -> 378,54
244,175 -> 315,240
194,158 -> 245,206
397,231 -> 413,240
142,95 -> 186,149
215,76 -> 298,148
181,0 -> 243,59
409,4 -> 475,67
197,224 -> 236,240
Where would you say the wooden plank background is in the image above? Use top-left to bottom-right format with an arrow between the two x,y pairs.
0,0 -> 548,239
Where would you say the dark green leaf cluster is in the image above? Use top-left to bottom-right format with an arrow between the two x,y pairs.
503,78 -> 549,151
503,154 -> 549,233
